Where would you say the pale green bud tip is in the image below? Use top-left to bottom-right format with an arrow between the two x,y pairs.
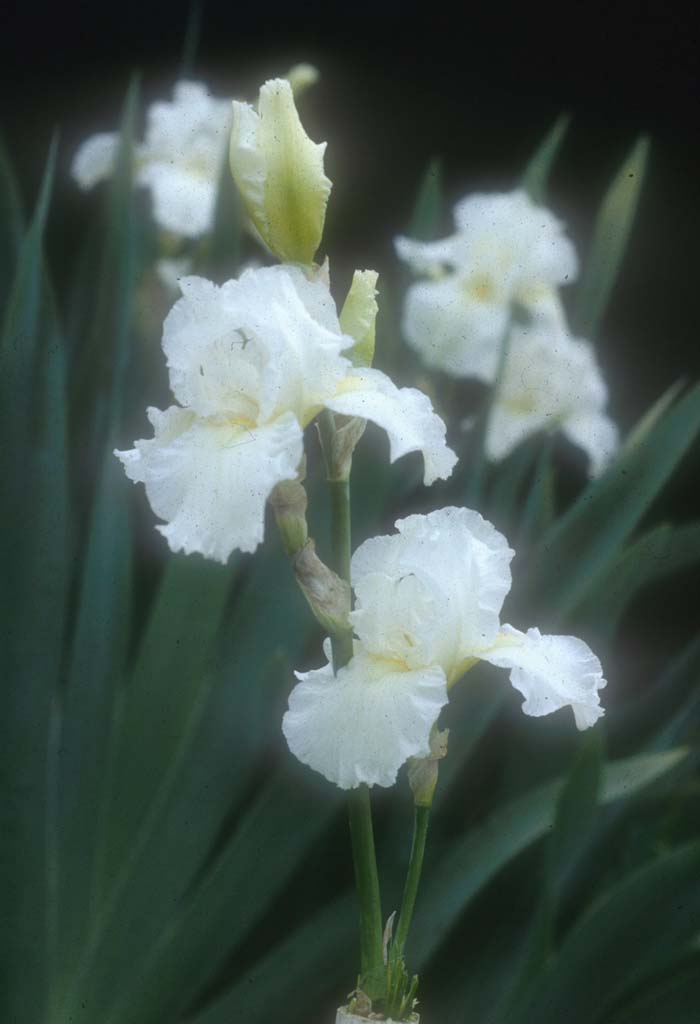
269,477 -> 308,556
340,269 -> 379,367
230,78 -> 332,266
285,62 -> 321,97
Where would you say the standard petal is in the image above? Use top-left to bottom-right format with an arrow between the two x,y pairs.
162,266 -> 350,425
324,367 -> 457,485
452,189 -> 579,288
282,647 -> 448,789
71,133 -> 120,189
115,407 -> 303,563
482,625 -> 606,730
350,507 -> 514,676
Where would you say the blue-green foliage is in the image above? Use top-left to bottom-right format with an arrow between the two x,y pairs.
0,98 -> 697,1024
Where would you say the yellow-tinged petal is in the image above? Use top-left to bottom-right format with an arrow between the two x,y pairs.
339,269 -> 379,367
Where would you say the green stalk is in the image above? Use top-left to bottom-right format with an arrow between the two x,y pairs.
392,804 -> 431,958
327,478 -> 354,671
348,785 -> 385,986
320,411 -> 384,995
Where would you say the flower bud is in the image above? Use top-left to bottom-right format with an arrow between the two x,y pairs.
230,78 -> 332,266
340,269 -> 379,367
269,475 -> 308,556
293,540 -> 351,634
407,727 -> 449,807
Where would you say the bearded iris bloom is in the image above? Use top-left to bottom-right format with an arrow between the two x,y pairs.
395,189 -> 578,381
283,507 -> 606,789
116,266 -> 456,562
72,81 -> 231,237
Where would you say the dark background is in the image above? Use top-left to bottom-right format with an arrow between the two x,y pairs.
2,1 -> 698,645
3,1 -> 698,411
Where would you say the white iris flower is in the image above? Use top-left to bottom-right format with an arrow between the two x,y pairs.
395,190 -> 578,381
115,266 -> 456,563
283,507 -> 606,789
487,318 -> 619,476
72,81 -> 231,238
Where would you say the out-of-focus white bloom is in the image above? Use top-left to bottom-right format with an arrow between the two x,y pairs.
486,320 -> 619,476
283,507 -> 606,789
230,78 -> 331,265
116,266 -> 456,563
72,81 -> 231,238
395,190 -> 578,381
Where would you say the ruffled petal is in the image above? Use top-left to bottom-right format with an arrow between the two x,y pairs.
481,625 -> 606,730
282,647 -> 448,789
71,133 -> 119,189
162,267 -> 350,424
324,367 -> 457,485
115,406 -> 303,562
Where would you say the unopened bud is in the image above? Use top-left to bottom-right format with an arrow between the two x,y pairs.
340,269 -> 379,367
408,728 -> 449,807
293,539 -> 351,634
230,78 -> 331,266
269,476 -> 308,555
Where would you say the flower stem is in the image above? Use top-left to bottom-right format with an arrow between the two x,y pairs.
392,804 -> 431,958
327,477 -> 354,670
348,785 -> 385,987
321,413 -> 384,995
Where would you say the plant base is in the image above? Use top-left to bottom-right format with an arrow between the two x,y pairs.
335,1008 -> 420,1023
